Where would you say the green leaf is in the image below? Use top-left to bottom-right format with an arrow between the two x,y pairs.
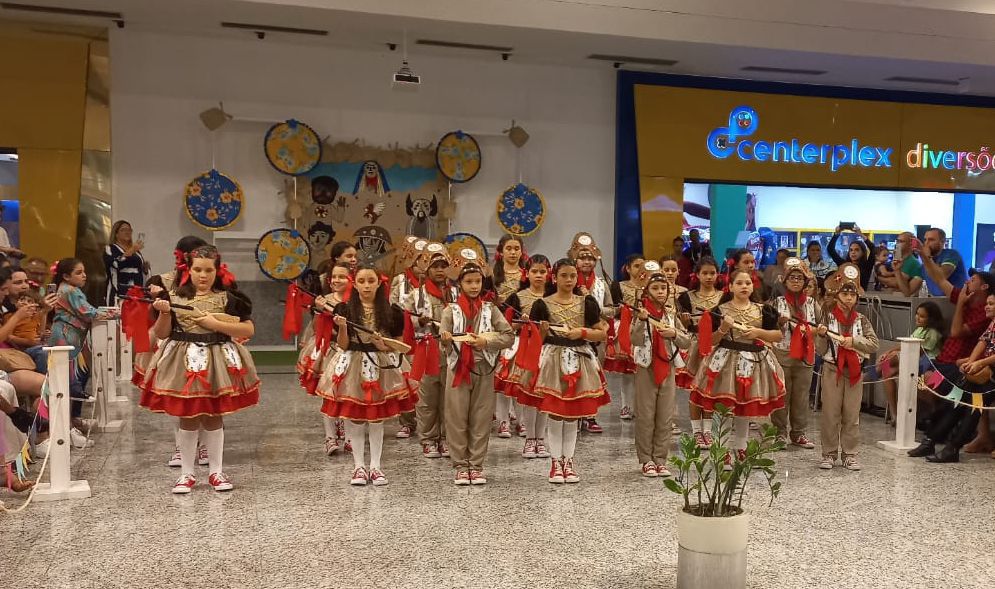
663,478 -> 683,494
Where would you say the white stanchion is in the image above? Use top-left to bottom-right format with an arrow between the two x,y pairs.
33,346 -> 91,502
91,319 -> 124,433
117,320 -> 133,384
877,337 -> 922,453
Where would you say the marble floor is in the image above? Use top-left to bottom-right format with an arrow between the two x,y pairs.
2,372 -> 994,589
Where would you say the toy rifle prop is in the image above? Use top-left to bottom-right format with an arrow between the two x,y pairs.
622,303 -> 676,333
511,318 -> 569,335
117,294 -> 239,323
337,317 -> 412,355
785,318 -> 845,344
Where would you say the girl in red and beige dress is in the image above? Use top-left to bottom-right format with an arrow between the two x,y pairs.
529,258 -> 610,484
389,237 -> 428,439
140,245 -> 260,494
496,254 -> 553,459
606,255 -> 647,424
315,265 -> 419,487
676,256 -> 722,448
297,262 -> 350,455
690,269 -> 785,468
630,271 -> 690,478
490,234 -> 526,437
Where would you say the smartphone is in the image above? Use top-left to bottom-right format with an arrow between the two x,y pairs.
45,283 -> 57,296
137,232 -> 146,242
839,221 -> 856,231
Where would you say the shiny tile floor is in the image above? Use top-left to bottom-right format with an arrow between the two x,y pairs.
2,372 -> 994,589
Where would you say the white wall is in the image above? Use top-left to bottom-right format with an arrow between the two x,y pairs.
752,186 -> 953,235
109,30 -> 616,278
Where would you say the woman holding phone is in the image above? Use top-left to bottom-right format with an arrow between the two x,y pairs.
827,224 -> 875,291
103,220 -> 148,306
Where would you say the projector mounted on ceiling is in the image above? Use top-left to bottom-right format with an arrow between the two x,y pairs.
392,59 -> 420,87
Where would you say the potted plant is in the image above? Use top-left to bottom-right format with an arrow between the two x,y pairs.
664,404 -> 784,589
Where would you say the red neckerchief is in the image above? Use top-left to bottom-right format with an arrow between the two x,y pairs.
577,271 -> 595,291
641,296 -> 671,386
451,293 -> 482,387
425,279 -> 446,303
831,305 -> 862,386
785,291 -> 815,364
404,268 -> 422,290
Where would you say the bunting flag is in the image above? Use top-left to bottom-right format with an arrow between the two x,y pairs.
944,386 -> 964,403
925,370 -> 945,390
972,393 -> 985,413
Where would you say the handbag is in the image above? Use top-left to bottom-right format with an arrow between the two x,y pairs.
0,347 -> 39,372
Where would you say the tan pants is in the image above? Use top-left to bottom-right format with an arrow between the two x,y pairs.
444,360 -> 497,470
634,366 -> 676,465
416,356 -> 447,445
398,411 -> 416,430
819,364 -> 862,456
771,350 -> 812,440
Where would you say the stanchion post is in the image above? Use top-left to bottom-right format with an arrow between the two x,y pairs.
117,317 -> 133,383
877,336 -> 922,453
33,346 -> 91,501
91,319 -> 124,433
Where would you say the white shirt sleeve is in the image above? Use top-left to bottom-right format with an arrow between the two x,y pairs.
0,227 -> 11,249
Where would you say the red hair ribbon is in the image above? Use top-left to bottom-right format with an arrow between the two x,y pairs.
218,263 -> 236,287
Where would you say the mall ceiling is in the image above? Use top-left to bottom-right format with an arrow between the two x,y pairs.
3,0 -> 995,94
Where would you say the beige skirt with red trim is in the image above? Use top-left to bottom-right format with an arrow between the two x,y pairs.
139,339 -> 260,418
689,345 -> 785,418
315,350 -> 419,422
533,344 -> 609,419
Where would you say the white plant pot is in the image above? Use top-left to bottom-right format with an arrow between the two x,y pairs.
677,508 -> 749,589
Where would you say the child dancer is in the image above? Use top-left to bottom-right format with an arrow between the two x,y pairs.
771,258 -> 819,450
677,257 -> 722,448
572,238 -> 615,431
140,245 -> 259,493
816,267 -> 879,471
690,269 -> 785,469
390,237 -> 428,439
530,258 -> 610,483
49,258 -> 118,442
497,254 -> 553,458
631,271 -> 690,478
605,254 -> 647,425
491,235 -> 526,437
407,244 -> 457,459
297,262 -> 350,455
656,257 -> 689,435
316,265 -> 418,486
440,263 -> 514,484
723,249 -> 762,295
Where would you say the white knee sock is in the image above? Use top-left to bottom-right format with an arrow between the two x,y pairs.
495,394 -> 512,423
547,419 -> 564,458
345,421 -> 367,468
691,419 -> 701,434
534,411 -> 548,440
510,399 -> 520,421
201,427 -> 224,475
323,416 -> 336,439
522,406 -> 536,434
620,377 -> 630,409
562,421 -> 578,459
368,422 -> 384,469
733,416 -> 749,450
174,426 -> 181,450
177,428 -> 198,475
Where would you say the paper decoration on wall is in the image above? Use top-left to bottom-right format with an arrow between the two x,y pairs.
406,194 -> 438,240
503,120 -> 530,148
497,182 -> 545,237
298,142 -> 450,275
264,119 -> 322,175
255,228 -> 311,281
443,232 -> 488,265
183,169 -> 243,231
435,131 -> 481,183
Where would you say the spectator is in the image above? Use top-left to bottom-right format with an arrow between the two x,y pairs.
22,256 -> 50,291
0,207 -> 24,259
0,269 -> 49,401
908,258 -> 994,462
760,248 -> 790,299
103,220 -> 148,306
891,232 -> 925,297
922,227 -> 967,296
828,225 -> 875,291
682,229 -> 712,266
671,236 -> 693,288
804,241 -> 836,281
871,246 -> 894,291
1,381 -> 35,492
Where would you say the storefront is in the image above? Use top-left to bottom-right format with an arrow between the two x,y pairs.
615,72 -> 995,269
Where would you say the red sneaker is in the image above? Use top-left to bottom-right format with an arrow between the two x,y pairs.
344,439 -> 353,453
535,439 -> 551,458
422,442 -> 441,459
171,474 -> 196,494
439,440 -> 450,457
548,458 -> 565,484
395,425 -> 414,439
515,422 -> 527,437
522,438 -> 537,459
497,421 -> 512,438
324,437 -> 339,456
197,444 -> 209,467
369,468 -> 389,486
336,420 -> 345,440
723,453 -> 733,472
469,469 -> 487,485
584,419 -> 603,434
703,431 -> 715,447
736,449 -> 747,462
641,462 -> 658,478
454,469 -> 471,486
208,472 -> 233,492
693,431 -> 707,449
791,435 -> 816,449
350,467 -> 369,486
563,458 -> 580,483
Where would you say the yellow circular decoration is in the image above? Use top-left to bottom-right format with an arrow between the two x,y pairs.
436,131 -> 481,183
264,119 -> 322,175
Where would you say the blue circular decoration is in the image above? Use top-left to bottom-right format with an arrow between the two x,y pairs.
183,169 -> 243,231
496,182 -> 545,237
443,232 -> 488,264
255,228 -> 311,281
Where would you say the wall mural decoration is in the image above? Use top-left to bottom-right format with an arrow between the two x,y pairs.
294,140 -> 451,274
183,169 -> 244,231
264,119 -> 322,176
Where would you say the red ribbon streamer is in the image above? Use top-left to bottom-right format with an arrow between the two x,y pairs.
698,307 -> 713,357
410,335 -> 441,381
617,305 -> 634,357
514,323 -> 542,373
120,285 -> 151,353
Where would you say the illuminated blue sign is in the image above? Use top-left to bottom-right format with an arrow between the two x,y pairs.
706,106 -> 893,172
